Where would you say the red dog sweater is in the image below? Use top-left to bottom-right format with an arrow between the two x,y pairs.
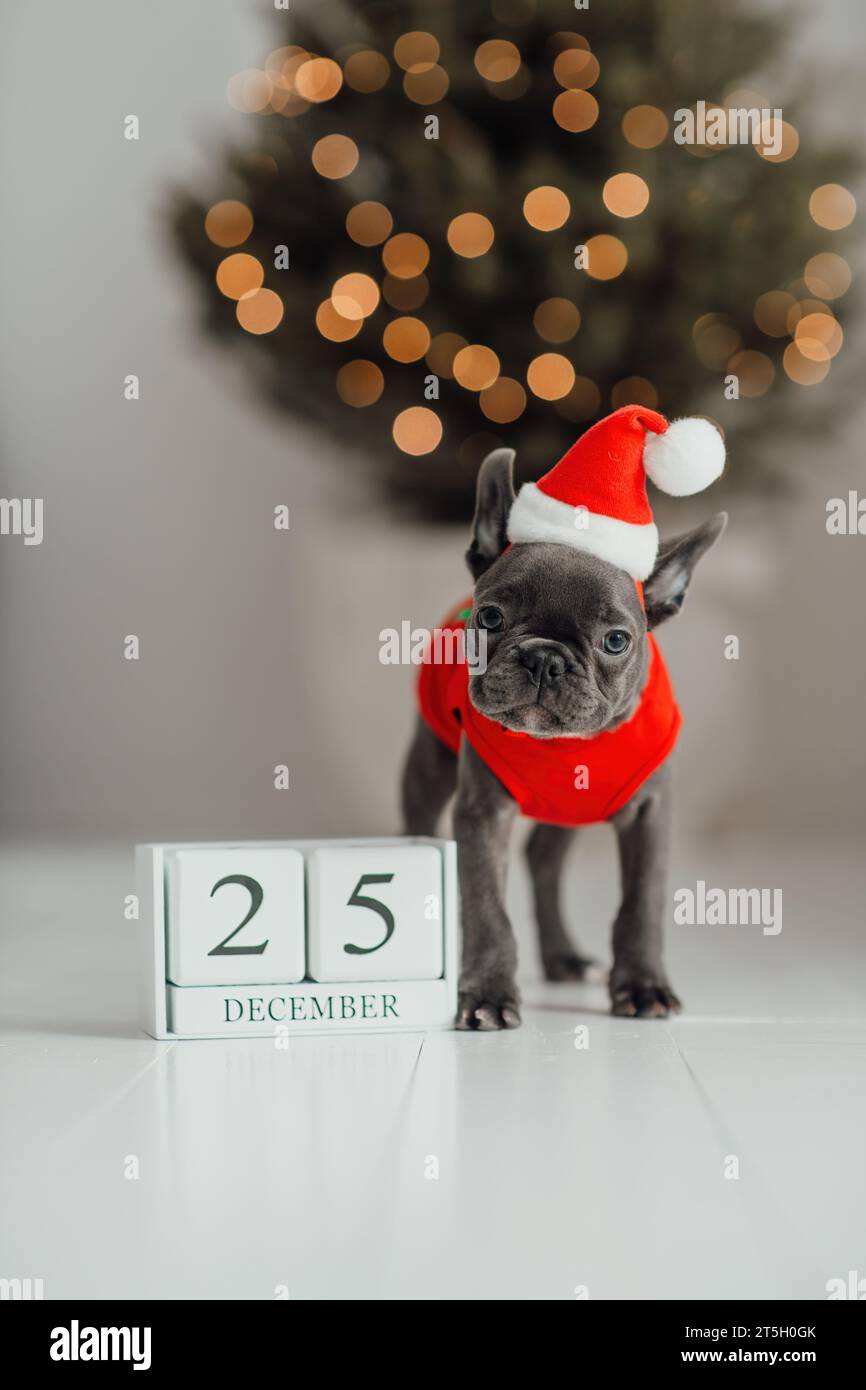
417,603 -> 681,827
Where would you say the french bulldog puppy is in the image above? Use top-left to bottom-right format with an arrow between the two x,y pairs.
401,447 -> 726,1029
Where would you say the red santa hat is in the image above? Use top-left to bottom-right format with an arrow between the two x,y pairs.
507,405 -> 724,580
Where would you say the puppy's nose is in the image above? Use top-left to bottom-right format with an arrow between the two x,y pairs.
520,646 -> 566,688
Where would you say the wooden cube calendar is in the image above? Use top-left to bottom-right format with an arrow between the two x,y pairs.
137,837 -> 458,1039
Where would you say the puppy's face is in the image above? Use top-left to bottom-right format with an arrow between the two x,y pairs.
468,544 -> 648,738
464,446 -> 727,739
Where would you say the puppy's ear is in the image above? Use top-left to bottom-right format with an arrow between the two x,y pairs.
644,512 -> 727,629
466,448 -> 516,580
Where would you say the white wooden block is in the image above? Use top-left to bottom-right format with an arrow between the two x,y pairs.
166,848 -> 305,986
307,845 -> 443,982
166,978 -> 453,1036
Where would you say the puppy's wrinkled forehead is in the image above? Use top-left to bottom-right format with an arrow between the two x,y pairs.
475,542 -> 646,631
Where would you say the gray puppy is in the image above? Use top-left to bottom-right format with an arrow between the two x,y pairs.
401,447 -> 726,1029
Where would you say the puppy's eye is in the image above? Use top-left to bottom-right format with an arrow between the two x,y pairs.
602,629 -> 631,655
476,605 -> 505,631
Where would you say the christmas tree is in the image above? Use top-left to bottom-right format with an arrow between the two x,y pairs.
172,0 -> 859,521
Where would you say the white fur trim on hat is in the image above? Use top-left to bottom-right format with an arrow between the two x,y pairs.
643,416 -> 725,497
507,483 -> 659,581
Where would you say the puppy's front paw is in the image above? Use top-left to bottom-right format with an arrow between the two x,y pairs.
542,951 -> 607,984
456,984 -> 521,1031
610,980 -> 681,1019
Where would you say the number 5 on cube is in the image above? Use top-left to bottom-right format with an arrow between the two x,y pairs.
166,849 -> 305,986
307,846 -> 443,982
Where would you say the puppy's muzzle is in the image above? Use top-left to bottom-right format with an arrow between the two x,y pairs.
519,643 -> 568,690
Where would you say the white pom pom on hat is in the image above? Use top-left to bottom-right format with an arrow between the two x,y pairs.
506,404 -> 725,580
643,415 -> 726,497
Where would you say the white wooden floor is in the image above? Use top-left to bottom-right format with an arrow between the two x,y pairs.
1,835 -> 864,1301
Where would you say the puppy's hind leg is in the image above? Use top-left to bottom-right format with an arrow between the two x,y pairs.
526,823 -> 604,982
400,716 -> 458,836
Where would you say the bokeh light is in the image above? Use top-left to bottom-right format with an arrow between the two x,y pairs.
603,173 -> 650,218
794,313 -> 843,360
783,342 -> 830,385
393,406 -> 442,454
809,184 -> 856,231
553,90 -> 598,132
756,119 -> 799,163
382,233 -> 430,279
474,40 -> 521,82
553,49 -> 600,90
383,316 -> 431,362
726,350 -> 775,397
227,70 -> 272,113
804,252 -> 852,299
236,288 -> 284,334
447,213 -> 495,258
754,290 -> 797,337
331,273 -> 380,321
479,376 -> 527,423
312,134 -> 359,180
394,32 -> 440,72
622,105 -> 669,149
611,376 -> 658,410
527,353 -> 575,400
584,235 -> 628,280
426,333 -> 467,378
316,298 -> 362,342
453,345 -> 501,391
693,314 -> 741,368
344,50 -> 390,93
216,253 -> 264,300
523,186 -> 571,231
383,274 -> 429,311
205,200 -> 253,249
403,65 -> 449,103
555,376 -> 602,422
346,201 -> 393,246
336,360 -> 384,407
294,57 -> 343,103
534,298 -> 580,343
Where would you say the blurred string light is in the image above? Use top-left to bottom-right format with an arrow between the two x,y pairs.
534,298 -> 580,343
453,345 -> 500,391
756,119 -> 799,163
809,183 -> 856,230
622,105 -> 668,148
312,134 -> 358,179
523,185 -> 570,231
553,90 -> 598,132
337,359 -> 384,406
527,353 -> 575,400
316,298 -> 361,342
344,49 -> 390,92
404,65 -> 449,103
205,200 -> 253,248
725,350 -> 774,398
602,173 -> 650,218
383,316 -> 430,362
426,333 -> 467,378
447,213 -> 495,257
556,377 -> 602,422
480,377 -> 527,423
383,274 -> 429,310
584,235 -> 628,279
236,288 -> 284,334
331,273 -> 379,320
611,376 -> 658,409
294,56 -> 343,102
345,201 -> 393,246
393,31 -> 439,72
804,252 -> 851,299
474,40 -> 521,82
382,232 -> 430,278
393,406 -> 442,454
216,253 -> 264,299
